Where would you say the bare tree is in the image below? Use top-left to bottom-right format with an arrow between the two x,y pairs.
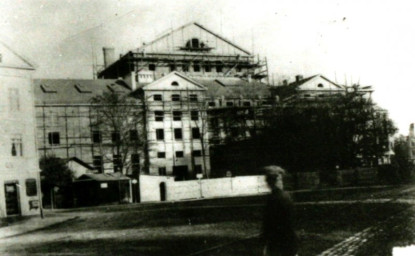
90,91 -> 144,175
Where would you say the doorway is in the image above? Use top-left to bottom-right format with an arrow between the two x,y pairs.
4,182 -> 20,216
159,182 -> 166,201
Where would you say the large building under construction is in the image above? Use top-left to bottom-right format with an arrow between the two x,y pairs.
98,22 -> 268,83
34,22 -> 272,181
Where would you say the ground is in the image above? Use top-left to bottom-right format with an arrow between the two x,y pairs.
1,185 -> 415,256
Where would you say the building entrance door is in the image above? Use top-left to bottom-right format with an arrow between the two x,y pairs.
173,166 -> 189,181
5,183 -> 20,216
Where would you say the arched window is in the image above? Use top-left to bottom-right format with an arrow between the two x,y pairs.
317,83 -> 324,88
182,38 -> 210,52
171,81 -> 179,86
191,38 -> 200,48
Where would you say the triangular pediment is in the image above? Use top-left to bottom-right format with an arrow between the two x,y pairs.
139,22 -> 251,56
297,75 -> 344,91
0,41 -> 35,70
142,72 -> 207,91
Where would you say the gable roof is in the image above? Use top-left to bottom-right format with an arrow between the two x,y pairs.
0,41 -> 36,70
34,79 -> 131,105
193,77 -> 271,98
288,74 -> 343,89
140,71 -> 207,91
75,173 -> 130,182
138,22 -> 251,55
67,157 -> 95,170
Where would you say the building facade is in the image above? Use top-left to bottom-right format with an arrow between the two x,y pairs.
0,42 -> 41,217
33,23 -> 273,183
34,79 -> 137,177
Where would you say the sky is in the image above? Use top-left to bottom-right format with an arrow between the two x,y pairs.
1,0 -> 414,134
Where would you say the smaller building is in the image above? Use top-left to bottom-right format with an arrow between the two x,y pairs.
73,173 -> 131,207
0,41 -> 41,218
274,74 -> 346,101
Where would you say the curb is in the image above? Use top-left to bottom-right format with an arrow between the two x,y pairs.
0,216 -> 80,239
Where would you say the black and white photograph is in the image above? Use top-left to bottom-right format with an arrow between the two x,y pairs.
1,0 -> 415,255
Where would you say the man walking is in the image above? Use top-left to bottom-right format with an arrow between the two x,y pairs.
262,166 -> 298,256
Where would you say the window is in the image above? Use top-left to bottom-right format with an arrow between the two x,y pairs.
11,135 -> 23,156
157,152 -> 166,158
149,64 -> 156,71
171,81 -> 179,86
170,64 -> 176,71
208,101 -> 216,107
176,151 -> 184,158
193,150 -> 202,157
173,111 -> 182,121
93,156 -> 103,173
155,111 -> 164,121
8,88 -> 20,111
25,179 -> 37,196
216,63 -> 223,72
191,111 -> 199,121
172,94 -> 181,101
48,132 -> 60,145
174,128 -> 182,140
158,167 -> 167,175
243,101 -> 251,107
193,63 -> 200,72
204,64 -> 211,72
317,83 -> 324,88
111,131 -> 120,143
92,131 -> 101,143
156,129 -> 164,140
113,154 -> 121,172
236,66 -> 242,72
226,101 -> 234,107
192,128 -> 201,139
154,94 -> 163,101
182,65 -> 189,72
192,38 -> 200,48
131,154 -> 140,173
189,94 -> 198,102
130,130 -> 139,141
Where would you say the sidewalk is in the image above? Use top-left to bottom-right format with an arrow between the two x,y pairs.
0,211 -> 78,239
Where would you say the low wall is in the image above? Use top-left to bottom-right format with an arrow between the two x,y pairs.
295,172 -> 320,189
139,175 -> 274,202
337,168 -> 378,186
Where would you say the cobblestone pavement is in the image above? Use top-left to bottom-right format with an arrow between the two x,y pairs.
318,204 -> 415,256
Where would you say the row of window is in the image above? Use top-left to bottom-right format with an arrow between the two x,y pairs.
208,101 -> 252,107
92,153 -> 140,173
157,150 -> 202,159
152,94 -> 256,108
149,63 -> 242,73
154,111 -> 199,121
157,165 -> 203,176
48,130 -> 140,145
155,128 -> 200,140
153,94 -> 198,102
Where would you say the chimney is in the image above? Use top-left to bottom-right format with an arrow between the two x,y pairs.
283,80 -> 288,86
295,75 -> 303,82
103,47 -> 115,68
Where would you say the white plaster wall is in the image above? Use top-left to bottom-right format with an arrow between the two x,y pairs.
139,175 -> 272,202
0,67 -> 41,218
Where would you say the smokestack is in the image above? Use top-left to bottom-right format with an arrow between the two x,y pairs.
295,75 -> 303,82
103,47 -> 115,68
